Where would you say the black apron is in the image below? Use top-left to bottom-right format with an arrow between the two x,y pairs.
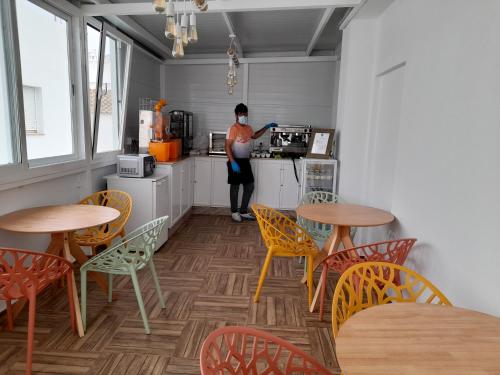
227,158 -> 254,185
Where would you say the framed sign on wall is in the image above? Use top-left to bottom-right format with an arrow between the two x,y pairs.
307,128 -> 335,159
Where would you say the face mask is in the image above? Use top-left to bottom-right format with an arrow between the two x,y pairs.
238,116 -> 248,125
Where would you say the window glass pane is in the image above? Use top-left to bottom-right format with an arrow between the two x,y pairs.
16,0 -> 74,161
86,24 -> 100,139
0,7 -> 14,166
96,35 -> 129,153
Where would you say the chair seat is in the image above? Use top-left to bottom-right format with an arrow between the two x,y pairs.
73,230 -> 113,246
271,240 -> 319,256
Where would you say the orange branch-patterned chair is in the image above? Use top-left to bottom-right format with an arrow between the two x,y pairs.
200,326 -> 334,375
73,190 -> 132,255
0,248 -> 76,375
252,204 -> 320,306
331,261 -> 452,337
319,238 -> 417,320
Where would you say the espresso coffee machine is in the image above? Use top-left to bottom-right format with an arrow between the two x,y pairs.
269,125 -> 312,157
169,110 -> 193,155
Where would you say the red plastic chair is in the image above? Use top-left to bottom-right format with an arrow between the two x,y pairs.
0,248 -> 76,374
319,238 -> 417,320
200,326 -> 334,375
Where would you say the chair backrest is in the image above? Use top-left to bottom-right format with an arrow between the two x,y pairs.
252,204 -> 317,256
200,326 -> 333,375
0,248 -> 72,300
324,238 -> 417,274
297,191 -> 344,241
331,261 -> 451,337
81,216 -> 168,271
79,190 -> 132,239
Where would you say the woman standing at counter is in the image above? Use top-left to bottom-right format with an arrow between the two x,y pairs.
225,103 -> 277,222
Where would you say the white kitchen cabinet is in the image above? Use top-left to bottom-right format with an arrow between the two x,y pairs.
105,173 -> 170,251
211,158 -> 230,207
194,158 -> 212,206
280,160 -> 301,209
156,158 -> 195,228
255,160 -> 282,208
181,160 -> 190,215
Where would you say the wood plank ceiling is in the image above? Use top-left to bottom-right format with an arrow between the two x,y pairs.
83,0 -> 352,59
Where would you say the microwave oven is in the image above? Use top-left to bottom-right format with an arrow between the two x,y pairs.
117,154 -> 155,178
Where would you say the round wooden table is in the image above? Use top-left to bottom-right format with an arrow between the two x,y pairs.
296,203 -> 394,312
0,204 -> 120,337
336,303 -> 500,374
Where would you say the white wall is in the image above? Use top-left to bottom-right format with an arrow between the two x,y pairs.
164,60 -> 339,149
337,0 -> 500,316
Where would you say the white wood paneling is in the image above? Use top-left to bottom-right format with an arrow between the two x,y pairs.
165,61 -> 338,139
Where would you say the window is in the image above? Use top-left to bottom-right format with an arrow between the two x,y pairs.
16,0 -> 76,162
0,4 -> 16,166
86,24 -> 100,141
23,86 -> 43,134
86,22 -> 132,155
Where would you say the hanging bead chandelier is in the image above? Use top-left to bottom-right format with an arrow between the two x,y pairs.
226,34 -> 240,95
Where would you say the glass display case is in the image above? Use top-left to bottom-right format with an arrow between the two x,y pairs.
299,158 -> 338,197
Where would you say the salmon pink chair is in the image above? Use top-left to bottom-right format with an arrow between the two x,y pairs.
0,248 -> 76,374
200,326 -> 334,375
74,190 -> 132,255
331,261 -> 452,337
252,204 -> 319,306
318,238 -> 417,320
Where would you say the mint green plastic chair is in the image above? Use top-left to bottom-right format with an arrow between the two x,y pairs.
80,216 -> 168,335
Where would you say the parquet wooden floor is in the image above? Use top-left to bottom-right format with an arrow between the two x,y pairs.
0,212 -> 340,374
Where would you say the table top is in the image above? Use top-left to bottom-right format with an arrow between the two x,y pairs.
0,205 -> 120,234
336,303 -> 500,375
296,203 -> 394,227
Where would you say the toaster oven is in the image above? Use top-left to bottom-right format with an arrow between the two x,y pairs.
209,132 -> 227,156
117,154 -> 155,178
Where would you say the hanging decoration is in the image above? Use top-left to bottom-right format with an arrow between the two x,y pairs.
153,0 -> 206,58
226,34 -> 240,95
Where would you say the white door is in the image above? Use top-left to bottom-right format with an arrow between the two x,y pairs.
171,164 -> 182,224
154,177 -> 170,250
189,158 -> 195,207
280,160 -> 301,209
211,158 -> 230,207
194,158 -> 212,206
256,160 -> 281,208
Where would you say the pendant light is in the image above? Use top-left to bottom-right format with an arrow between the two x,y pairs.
172,12 -> 184,58
181,0 -> 189,46
188,6 -> 198,44
164,0 -> 175,39
153,0 -> 166,13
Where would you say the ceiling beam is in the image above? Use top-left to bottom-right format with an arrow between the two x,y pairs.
80,0 -> 361,16
221,13 -> 244,57
306,7 -> 335,56
90,0 -> 171,59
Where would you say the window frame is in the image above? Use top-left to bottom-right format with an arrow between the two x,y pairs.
90,22 -> 133,159
15,0 -> 81,167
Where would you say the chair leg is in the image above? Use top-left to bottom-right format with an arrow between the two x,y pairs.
130,269 -> 150,335
307,255 -> 314,308
319,264 -> 328,321
80,270 -> 87,332
26,294 -> 36,375
108,274 -> 113,303
303,256 -> 307,276
254,251 -> 273,303
149,260 -> 165,308
6,300 -> 14,331
66,273 -> 76,333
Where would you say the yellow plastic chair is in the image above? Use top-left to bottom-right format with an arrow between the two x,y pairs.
252,204 -> 320,306
331,261 -> 452,337
74,190 -> 132,255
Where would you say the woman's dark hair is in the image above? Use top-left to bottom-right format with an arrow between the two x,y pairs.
234,103 -> 248,115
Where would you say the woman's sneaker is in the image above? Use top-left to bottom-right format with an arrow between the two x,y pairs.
231,212 -> 242,222
240,212 -> 256,221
